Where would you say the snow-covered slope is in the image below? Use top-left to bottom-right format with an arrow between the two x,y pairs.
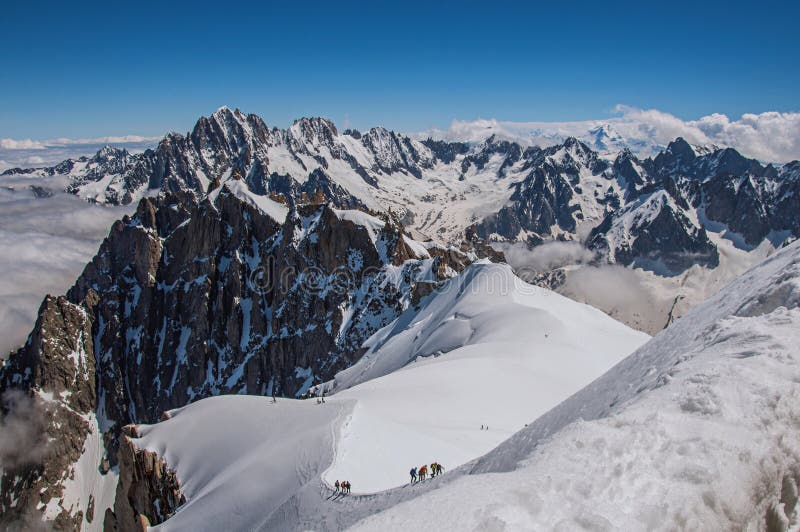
128,262 -> 647,529
136,395 -> 345,532
0,182 -> 480,529
352,239 -> 800,531
322,262 -> 648,492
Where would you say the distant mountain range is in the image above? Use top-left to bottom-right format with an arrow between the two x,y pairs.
420,118 -> 669,157
4,107 -> 798,276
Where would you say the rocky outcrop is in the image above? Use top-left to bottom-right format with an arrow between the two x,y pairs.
4,108 -> 441,207
470,135 -> 798,272
259,168 -> 365,209
103,427 -> 184,532
458,135 -> 525,176
361,127 -> 434,178
588,191 -> 719,274
764,469 -> 800,532
0,296 -> 99,530
649,138 -> 798,248
701,171 -> 800,247
59,187 -> 467,433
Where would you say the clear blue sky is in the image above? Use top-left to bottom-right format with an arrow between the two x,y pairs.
1,0 -> 797,138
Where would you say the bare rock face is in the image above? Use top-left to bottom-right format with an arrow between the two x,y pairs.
62,188 -> 461,435
469,138 -> 609,246
522,268 -> 567,291
2,295 -> 96,408
588,188 -> 720,275
0,296 -> 97,530
472,136 -> 799,273
103,430 -> 184,532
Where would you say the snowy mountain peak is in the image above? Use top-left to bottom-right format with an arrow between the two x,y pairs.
561,135 -> 593,155
290,116 -> 339,147
586,123 -> 627,153
210,105 -> 245,121
91,145 -> 129,162
664,136 -> 696,159
782,160 -> 800,181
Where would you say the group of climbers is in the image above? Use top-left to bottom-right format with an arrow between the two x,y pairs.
332,461 -> 447,500
409,462 -> 444,484
334,480 -> 351,495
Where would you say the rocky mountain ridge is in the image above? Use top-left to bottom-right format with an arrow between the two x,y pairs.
5,108 -> 798,276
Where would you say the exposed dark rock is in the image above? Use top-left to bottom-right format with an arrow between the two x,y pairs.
12,108 -> 800,276
421,138 -> 469,164
588,192 -> 719,274
0,295 -> 97,529
103,432 -> 184,531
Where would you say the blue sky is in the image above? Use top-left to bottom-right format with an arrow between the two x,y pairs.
1,0 -> 797,138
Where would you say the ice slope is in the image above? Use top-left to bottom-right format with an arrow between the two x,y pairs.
322,261 -> 648,492
351,240 -> 800,531
131,262 -> 647,529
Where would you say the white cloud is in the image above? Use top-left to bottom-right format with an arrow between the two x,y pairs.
418,118 -> 605,148
0,390 -> 50,469
419,106 -> 800,163
559,265 -> 659,325
612,106 -> 800,163
48,134 -> 162,145
0,175 -> 134,359
0,138 -> 47,150
0,135 -> 161,150
0,136 -> 160,170
496,241 -> 671,334
495,241 -> 596,273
